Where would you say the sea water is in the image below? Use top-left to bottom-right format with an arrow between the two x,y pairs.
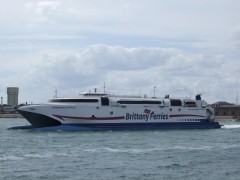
0,118 -> 240,180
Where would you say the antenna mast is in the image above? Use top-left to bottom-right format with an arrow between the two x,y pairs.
55,90 -> 58,98
103,82 -> 106,93
236,93 -> 238,105
153,86 -> 156,98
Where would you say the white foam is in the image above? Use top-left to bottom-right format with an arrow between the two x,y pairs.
0,155 -> 24,161
221,124 -> 240,129
171,146 -> 213,151
84,147 -> 157,154
84,144 -> 238,154
24,153 -> 53,158
24,152 -> 68,158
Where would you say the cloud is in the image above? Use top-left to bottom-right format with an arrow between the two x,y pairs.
1,0 -> 239,42
230,28 -> 240,51
0,1 -> 240,105
1,44 -> 239,104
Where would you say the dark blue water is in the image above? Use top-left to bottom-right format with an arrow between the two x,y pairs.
1,118 -> 240,180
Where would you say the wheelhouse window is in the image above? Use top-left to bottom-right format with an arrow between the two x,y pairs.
101,97 -> 109,106
184,101 -> 196,107
50,99 -> 98,103
170,99 -> 182,106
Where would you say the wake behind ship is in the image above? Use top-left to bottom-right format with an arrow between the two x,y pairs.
15,92 -> 221,130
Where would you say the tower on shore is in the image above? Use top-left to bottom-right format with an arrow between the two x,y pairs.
7,87 -> 19,107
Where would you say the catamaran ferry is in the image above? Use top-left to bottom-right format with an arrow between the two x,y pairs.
15,92 -> 221,130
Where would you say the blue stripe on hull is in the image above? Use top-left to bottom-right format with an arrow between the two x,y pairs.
8,122 -> 221,131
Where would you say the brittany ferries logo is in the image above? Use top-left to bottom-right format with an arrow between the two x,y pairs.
126,109 -> 168,121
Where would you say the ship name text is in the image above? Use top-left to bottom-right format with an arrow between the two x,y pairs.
126,112 -> 168,121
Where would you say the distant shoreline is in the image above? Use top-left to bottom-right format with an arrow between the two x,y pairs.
0,114 -> 23,118
0,114 -> 239,120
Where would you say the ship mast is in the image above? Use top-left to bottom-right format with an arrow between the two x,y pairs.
153,86 -> 156,98
103,82 -> 106,93
236,93 -> 238,105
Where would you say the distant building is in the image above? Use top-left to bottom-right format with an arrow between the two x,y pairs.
211,101 -> 240,116
7,87 -> 19,107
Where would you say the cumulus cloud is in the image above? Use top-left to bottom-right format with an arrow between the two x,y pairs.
1,44 -> 238,104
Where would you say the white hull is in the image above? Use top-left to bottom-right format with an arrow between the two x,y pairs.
17,93 -> 221,130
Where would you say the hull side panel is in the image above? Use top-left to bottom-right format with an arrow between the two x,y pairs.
18,110 -> 62,128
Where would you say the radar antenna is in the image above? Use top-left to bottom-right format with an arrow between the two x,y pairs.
55,90 -> 58,98
104,82 -> 106,93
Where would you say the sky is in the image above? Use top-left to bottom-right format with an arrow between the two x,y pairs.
0,0 -> 240,104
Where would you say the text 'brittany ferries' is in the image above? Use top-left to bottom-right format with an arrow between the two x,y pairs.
126,109 -> 168,121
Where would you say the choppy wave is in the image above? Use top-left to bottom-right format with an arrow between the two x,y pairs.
1,118 -> 240,180
0,152 -> 69,161
0,155 -> 24,161
83,143 -> 240,154
24,152 -> 69,158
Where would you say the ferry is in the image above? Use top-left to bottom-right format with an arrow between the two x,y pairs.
15,92 -> 221,130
